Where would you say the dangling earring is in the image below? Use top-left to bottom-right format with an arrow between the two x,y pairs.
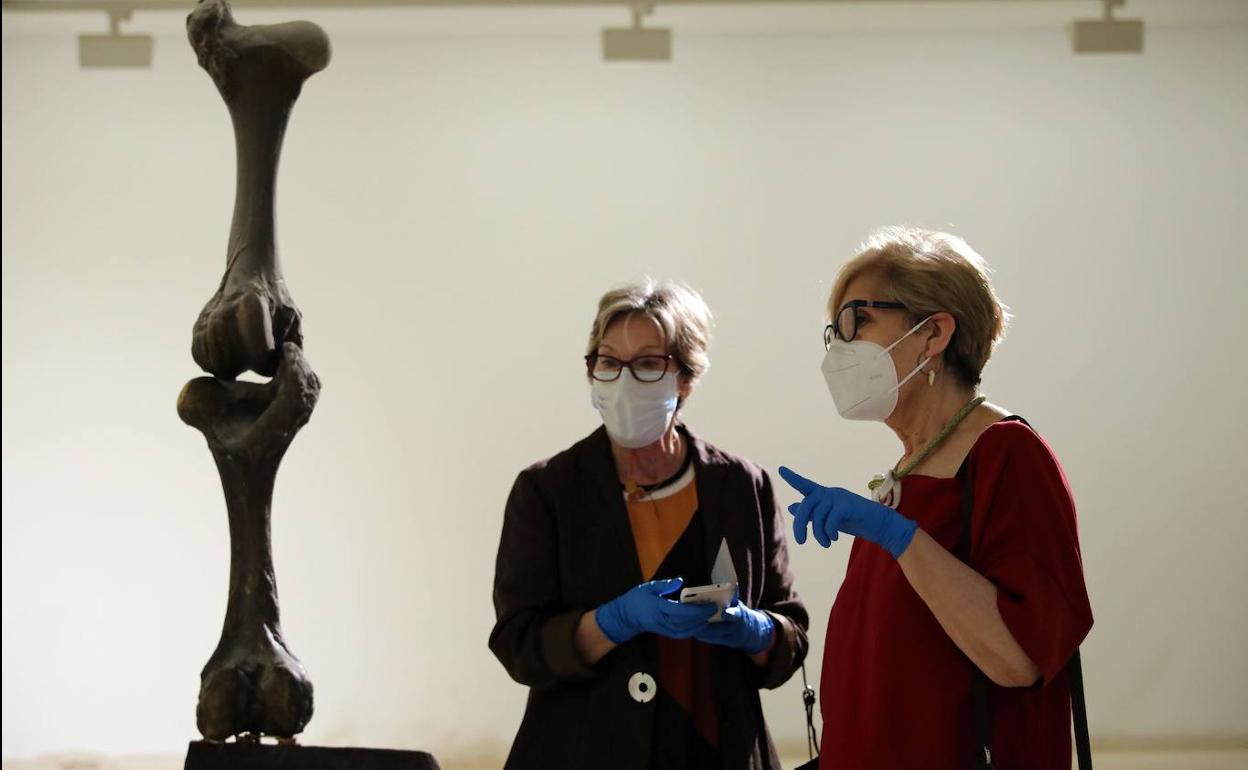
927,369 -> 937,387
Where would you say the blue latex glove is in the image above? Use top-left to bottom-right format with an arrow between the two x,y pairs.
778,466 -> 918,559
595,578 -> 717,645
693,593 -> 775,655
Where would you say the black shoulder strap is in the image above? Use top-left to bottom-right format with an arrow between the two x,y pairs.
957,415 -> 1092,770
1070,649 -> 1093,769
956,464 -> 995,770
792,662 -> 820,770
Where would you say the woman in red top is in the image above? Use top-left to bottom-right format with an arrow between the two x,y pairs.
779,227 -> 1093,770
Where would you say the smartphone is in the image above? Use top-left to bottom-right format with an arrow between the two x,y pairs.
678,581 -> 736,623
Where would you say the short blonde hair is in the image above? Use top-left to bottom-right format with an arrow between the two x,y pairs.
829,227 -> 1010,387
587,279 -> 712,383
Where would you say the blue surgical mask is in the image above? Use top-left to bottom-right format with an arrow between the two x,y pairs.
591,372 -> 679,448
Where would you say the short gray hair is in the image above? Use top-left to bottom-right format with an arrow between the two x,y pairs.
587,279 -> 713,383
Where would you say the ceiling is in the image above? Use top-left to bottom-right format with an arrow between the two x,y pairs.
3,0 -> 1246,39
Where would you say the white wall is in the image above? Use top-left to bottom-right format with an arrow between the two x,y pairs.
4,0 -> 1247,762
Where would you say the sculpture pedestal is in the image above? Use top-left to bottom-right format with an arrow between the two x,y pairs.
184,741 -> 441,770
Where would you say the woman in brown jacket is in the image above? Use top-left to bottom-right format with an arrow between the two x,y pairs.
490,279 -> 809,770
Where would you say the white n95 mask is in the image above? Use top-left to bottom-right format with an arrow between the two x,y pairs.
821,316 -> 933,422
591,372 -> 679,448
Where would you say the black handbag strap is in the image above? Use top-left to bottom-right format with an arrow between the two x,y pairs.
1070,648 -> 1093,769
956,415 -> 1092,770
804,663 -> 820,757
792,661 -> 820,769
957,465 -> 995,770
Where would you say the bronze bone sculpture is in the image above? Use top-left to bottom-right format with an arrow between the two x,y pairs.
178,0 -> 328,743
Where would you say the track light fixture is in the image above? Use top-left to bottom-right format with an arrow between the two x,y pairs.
78,7 -> 154,68
3,0 -> 1151,66
602,2 -> 671,62
1070,0 -> 1144,53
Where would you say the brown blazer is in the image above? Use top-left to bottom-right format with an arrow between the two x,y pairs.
490,424 -> 809,770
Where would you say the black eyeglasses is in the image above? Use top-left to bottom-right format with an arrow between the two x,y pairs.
824,300 -> 908,348
585,354 -> 675,383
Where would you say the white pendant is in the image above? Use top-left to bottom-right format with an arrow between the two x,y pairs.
628,671 -> 657,703
871,469 -> 902,510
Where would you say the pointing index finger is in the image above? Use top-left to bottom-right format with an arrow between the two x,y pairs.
778,466 -> 817,496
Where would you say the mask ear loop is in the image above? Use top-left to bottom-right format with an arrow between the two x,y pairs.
891,354 -> 933,394
917,351 -> 942,387
880,315 -> 936,357
881,315 -> 935,395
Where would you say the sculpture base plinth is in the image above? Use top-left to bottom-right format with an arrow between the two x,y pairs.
185,741 -> 441,770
